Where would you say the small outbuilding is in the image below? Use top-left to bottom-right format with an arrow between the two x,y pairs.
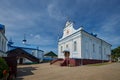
44,51 -> 57,58
7,48 -> 40,64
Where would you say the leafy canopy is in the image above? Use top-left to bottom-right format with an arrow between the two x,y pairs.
111,46 -> 120,61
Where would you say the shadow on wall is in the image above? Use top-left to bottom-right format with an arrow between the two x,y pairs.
16,66 -> 38,80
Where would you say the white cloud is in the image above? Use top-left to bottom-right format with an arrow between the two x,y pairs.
34,35 -> 41,39
47,2 -> 66,21
0,4 -> 44,39
99,34 -> 120,48
27,34 -> 55,46
0,1 -> 58,53
1,0 -> 119,52
96,15 -> 120,48
100,15 -> 120,33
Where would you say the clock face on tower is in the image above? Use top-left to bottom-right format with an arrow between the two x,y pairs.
66,30 -> 69,35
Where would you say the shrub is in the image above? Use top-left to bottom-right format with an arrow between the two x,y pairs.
0,57 -> 9,78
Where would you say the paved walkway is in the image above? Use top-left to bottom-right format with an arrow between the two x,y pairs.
16,63 -> 120,80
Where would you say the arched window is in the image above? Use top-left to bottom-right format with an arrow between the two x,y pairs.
74,41 -> 77,51
66,44 -> 69,49
104,48 -> 106,54
61,46 -> 63,53
93,44 -> 95,53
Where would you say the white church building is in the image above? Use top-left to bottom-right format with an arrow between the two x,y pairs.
0,24 -> 7,57
58,20 -> 111,64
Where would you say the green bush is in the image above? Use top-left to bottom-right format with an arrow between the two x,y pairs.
0,57 -> 9,78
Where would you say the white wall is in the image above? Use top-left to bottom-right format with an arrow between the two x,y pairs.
0,32 -> 7,57
58,29 -> 111,60
62,21 -> 76,39
81,31 -> 111,60
58,31 -> 82,59
81,32 -> 101,60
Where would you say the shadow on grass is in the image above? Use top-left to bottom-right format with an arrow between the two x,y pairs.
16,66 -> 38,80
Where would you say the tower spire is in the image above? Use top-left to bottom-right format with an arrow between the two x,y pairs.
65,17 -> 73,28
22,34 -> 27,44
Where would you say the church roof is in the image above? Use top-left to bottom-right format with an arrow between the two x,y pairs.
44,51 -> 57,57
9,43 -> 43,51
0,24 -> 4,30
7,48 -> 40,63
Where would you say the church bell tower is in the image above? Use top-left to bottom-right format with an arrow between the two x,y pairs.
62,20 -> 76,38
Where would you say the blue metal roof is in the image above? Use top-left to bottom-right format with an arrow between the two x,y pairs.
0,24 -> 4,30
10,43 -> 43,51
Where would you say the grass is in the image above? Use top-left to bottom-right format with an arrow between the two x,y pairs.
87,62 -> 111,66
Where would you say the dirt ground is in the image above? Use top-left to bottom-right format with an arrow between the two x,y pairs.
16,62 -> 120,80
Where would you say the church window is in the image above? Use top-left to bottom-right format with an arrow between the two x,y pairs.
74,41 -> 77,51
61,46 -> 63,53
93,44 -> 95,53
66,44 -> 69,49
99,46 -> 101,55
104,48 -> 106,54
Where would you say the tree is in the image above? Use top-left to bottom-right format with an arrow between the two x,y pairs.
111,46 -> 120,61
0,57 -> 9,79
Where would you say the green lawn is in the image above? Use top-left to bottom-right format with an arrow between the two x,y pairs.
87,62 -> 111,66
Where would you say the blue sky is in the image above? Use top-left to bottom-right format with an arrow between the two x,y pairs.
0,0 -> 120,53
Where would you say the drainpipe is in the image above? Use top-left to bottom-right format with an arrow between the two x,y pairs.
80,31 -> 83,66
101,39 -> 103,63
